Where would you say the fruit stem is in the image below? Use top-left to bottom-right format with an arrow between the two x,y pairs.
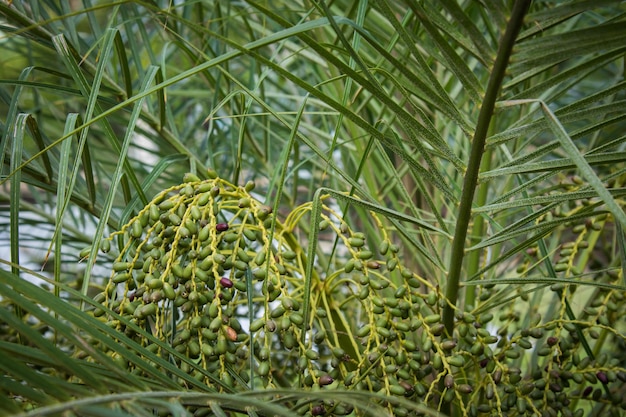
442,0 -> 532,336
463,123 -> 495,311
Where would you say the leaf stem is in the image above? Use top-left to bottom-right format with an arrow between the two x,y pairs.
442,0 -> 532,336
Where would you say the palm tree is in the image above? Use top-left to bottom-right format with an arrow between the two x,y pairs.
1,1 -> 625,416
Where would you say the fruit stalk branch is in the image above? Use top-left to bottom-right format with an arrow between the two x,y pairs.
442,0 -> 532,336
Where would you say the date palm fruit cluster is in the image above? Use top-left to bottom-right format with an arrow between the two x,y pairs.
90,172 -> 626,416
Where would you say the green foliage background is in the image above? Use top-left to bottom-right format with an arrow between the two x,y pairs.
1,1 -> 625,416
